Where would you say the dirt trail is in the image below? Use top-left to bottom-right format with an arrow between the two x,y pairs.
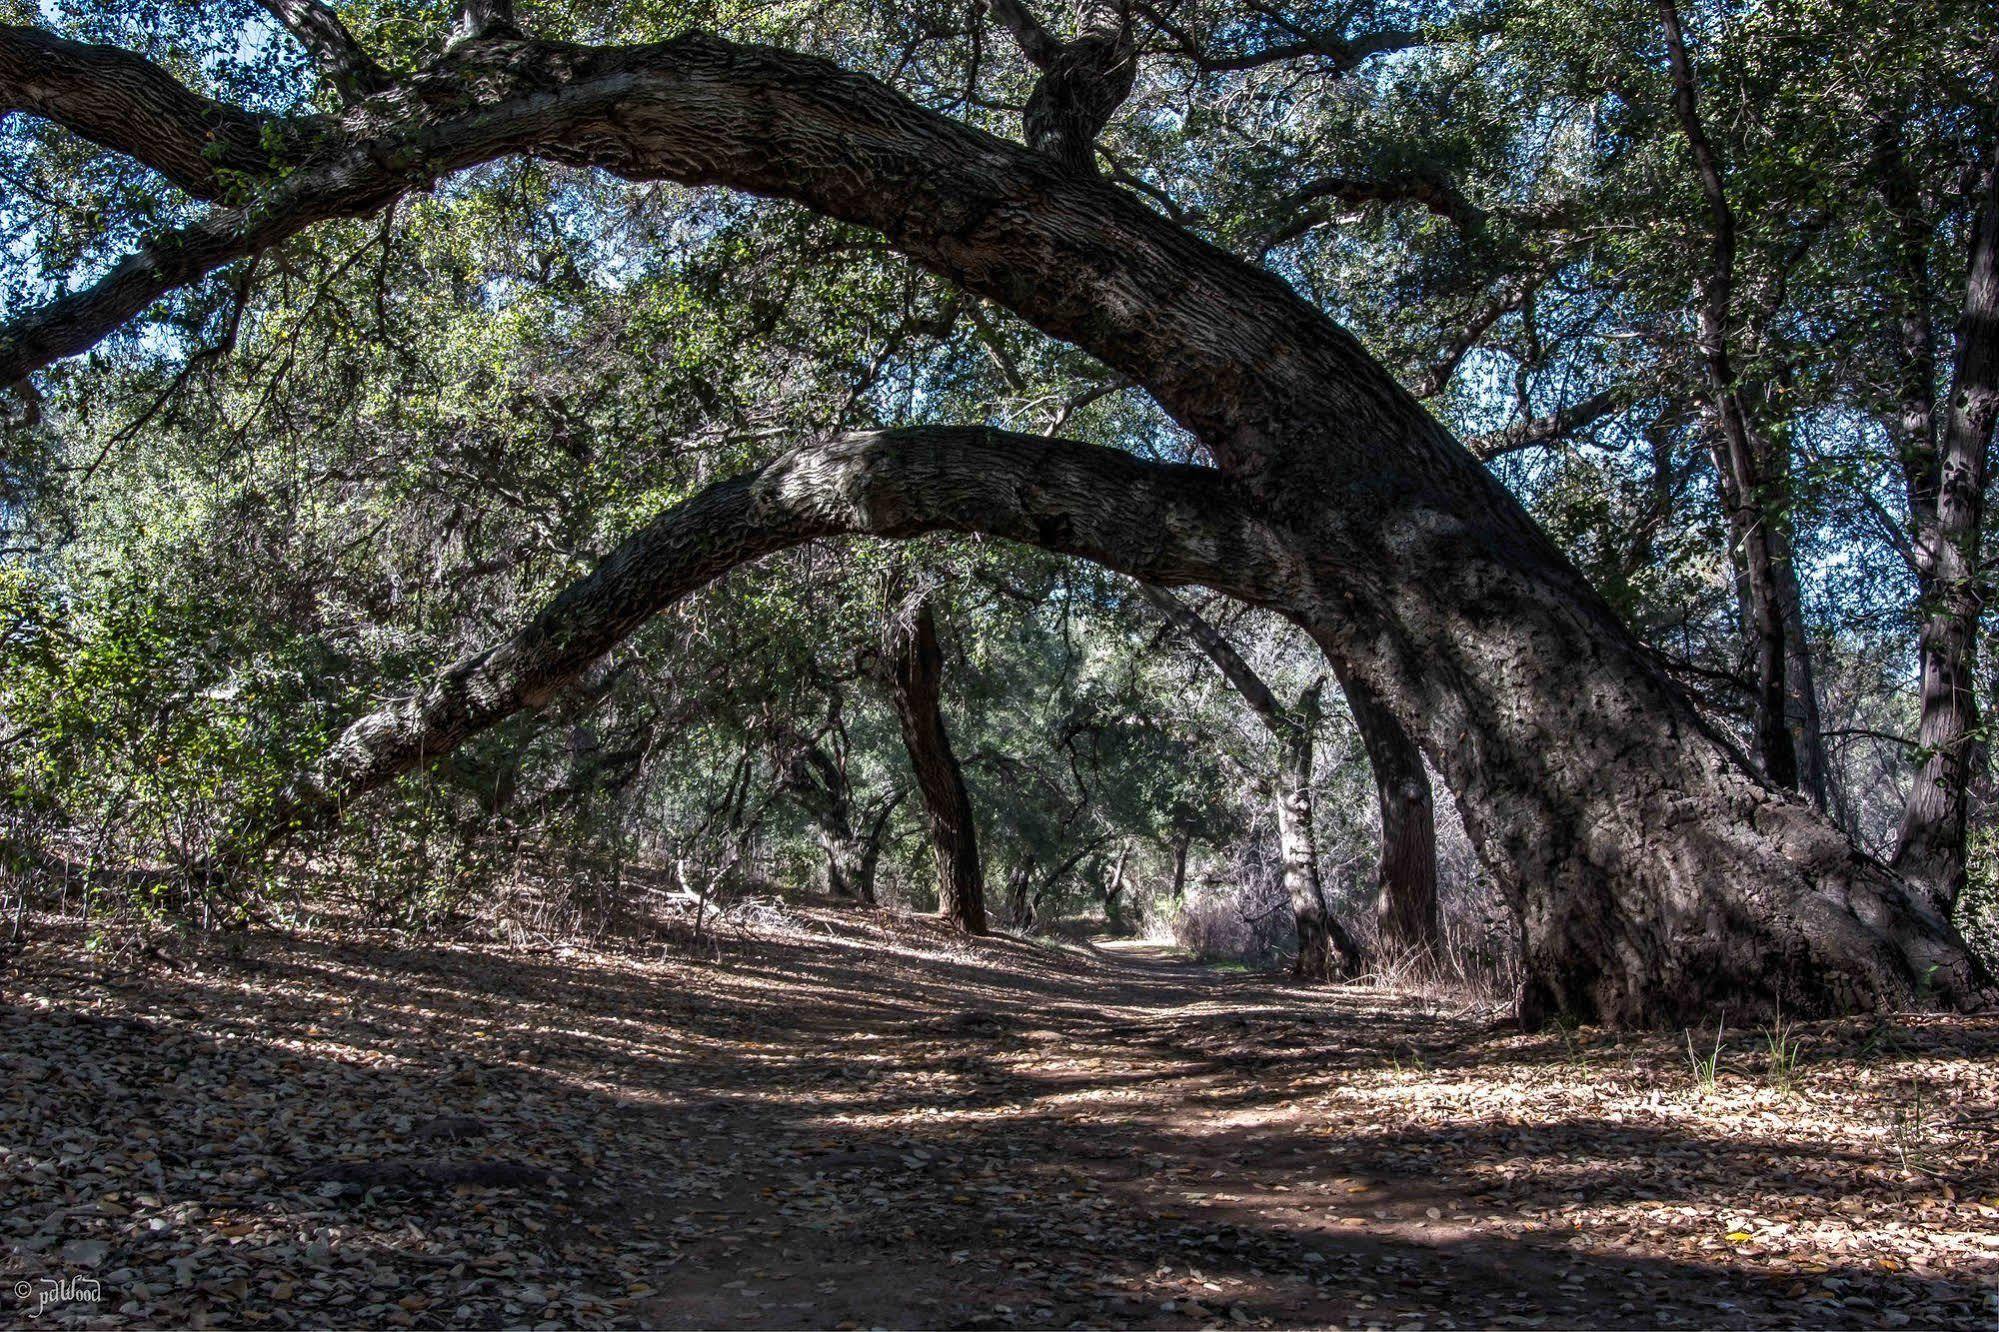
4,908 -> 1996,1329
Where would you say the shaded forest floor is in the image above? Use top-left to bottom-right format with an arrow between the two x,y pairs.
4,905 -> 1998,1330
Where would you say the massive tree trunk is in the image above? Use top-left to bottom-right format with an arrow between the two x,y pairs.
1138,586 -> 1364,978
1879,127 -> 1999,918
5,21 -> 1989,1022
886,594 -> 987,934
1332,662 -> 1439,966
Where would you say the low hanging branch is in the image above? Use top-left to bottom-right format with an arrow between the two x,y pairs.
250,427 -> 1283,847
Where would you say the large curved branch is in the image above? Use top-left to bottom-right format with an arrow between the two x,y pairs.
261,427 -> 1288,835
0,71 -> 587,383
0,23 -> 274,200
1,29 -> 1433,493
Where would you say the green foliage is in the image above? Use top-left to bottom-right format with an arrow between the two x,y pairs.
3,0 -> 1995,961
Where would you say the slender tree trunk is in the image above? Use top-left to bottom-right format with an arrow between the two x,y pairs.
1333,662 -> 1439,965
1773,533 -> 1833,812
1658,0 -> 1798,791
1168,833 -> 1191,909
887,595 -> 987,934
1890,137 -> 1999,916
1275,684 -> 1365,980
1137,586 -> 1368,977
1103,840 -> 1130,929
1005,858 -> 1037,929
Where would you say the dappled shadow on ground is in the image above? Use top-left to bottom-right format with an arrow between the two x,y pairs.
3,906 -> 1996,1329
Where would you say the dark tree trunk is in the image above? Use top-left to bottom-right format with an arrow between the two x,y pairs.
887,595 -> 987,934
1773,542 -> 1834,813
1168,833 -> 1191,909
18,27 -> 1988,1023
1333,662 -> 1439,965
1659,0 -> 1799,793
1005,859 -> 1038,929
1883,129 -> 1999,917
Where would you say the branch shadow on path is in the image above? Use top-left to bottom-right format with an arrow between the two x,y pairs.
4,911 -> 1993,1329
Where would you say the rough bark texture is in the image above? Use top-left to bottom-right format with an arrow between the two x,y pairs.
888,597 -> 987,934
1885,132 -> 1999,917
5,21 -> 1989,1023
0,25 -> 278,201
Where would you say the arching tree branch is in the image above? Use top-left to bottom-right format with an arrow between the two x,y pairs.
259,427 -> 1281,836
0,23 -> 274,200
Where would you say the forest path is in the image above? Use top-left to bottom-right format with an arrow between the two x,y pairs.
5,906 -> 1996,1329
